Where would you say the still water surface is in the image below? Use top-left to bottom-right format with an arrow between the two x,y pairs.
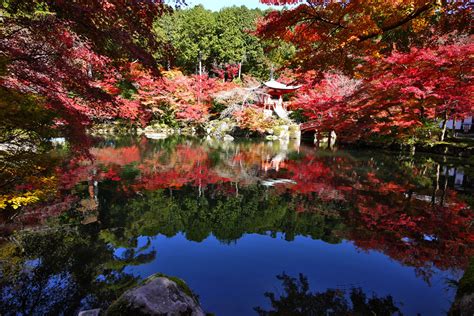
0,137 -> 472,315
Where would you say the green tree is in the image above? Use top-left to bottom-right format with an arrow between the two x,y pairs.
155,5 -> 217,73
154,5 -> 276,78
214,6 -> 267,77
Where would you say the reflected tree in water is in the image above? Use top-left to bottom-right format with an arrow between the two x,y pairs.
255,273 -> 402,316
0,225 -> 155,315
0,139 -> 472,315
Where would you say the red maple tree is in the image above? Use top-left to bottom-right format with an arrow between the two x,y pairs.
257,0 -> 471,73
292,38 -> 473,141
0,0 -> 182,143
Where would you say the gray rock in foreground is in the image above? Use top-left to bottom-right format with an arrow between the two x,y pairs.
78,309 -> 101,316
451,293 -> 474,316
107,275 -> 205,316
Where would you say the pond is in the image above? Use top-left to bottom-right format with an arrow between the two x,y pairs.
0,137 -> 473,315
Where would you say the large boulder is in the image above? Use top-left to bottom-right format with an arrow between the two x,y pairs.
107,275 -> 205,316
144,132 -> 168,140
272,125 -> 289,140
450,258 -> 474,316
139,122 -> 175,139
288,124 -> 301,139
204,118 -> 236,139
451,293 -> 474,316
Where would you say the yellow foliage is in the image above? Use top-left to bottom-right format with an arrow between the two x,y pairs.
0,176 -> 58,210
0,242 -> 23,279
412,18 -> 429,33
235,107 -> 279,133
162,68 -> 184,79
0,192 -> 41,209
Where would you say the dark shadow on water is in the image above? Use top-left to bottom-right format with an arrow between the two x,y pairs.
255,273 -> 403,316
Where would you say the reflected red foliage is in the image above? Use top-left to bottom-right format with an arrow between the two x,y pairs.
132,145 -> 230,190
91,146 -> 141,166
5,141 -> 472,277
279,154 -> 473,275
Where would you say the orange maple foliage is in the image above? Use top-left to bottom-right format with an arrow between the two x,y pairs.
258,0 -> 471,72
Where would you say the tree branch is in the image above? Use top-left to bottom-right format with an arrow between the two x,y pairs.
358,1 -> 435,42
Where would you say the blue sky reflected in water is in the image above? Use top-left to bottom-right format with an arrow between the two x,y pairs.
126,233 -> 458,315
1,138 -> 471,315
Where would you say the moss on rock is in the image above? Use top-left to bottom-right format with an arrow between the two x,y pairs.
106,273 -> 204,316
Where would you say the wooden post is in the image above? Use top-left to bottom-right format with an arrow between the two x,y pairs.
314,130 -> 320,147
328,130 -> 337,149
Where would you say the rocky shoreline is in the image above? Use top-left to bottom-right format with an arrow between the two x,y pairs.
88,118 -> 302,142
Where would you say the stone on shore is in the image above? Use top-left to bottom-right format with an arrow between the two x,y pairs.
144,132 -> 168,140
106,274 -> 205,316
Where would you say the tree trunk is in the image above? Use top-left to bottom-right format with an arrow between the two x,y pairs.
431,163 -> 440,205
440,112 -> 448,141
440,167 -> 449,207
451,115 -> 456,138
198,50 -> 202,76
87,64 -> 93,78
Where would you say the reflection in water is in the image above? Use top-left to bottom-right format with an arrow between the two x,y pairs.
255,273 -> 402,316
0,227 -> 148,315
0,136 -> 472,315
